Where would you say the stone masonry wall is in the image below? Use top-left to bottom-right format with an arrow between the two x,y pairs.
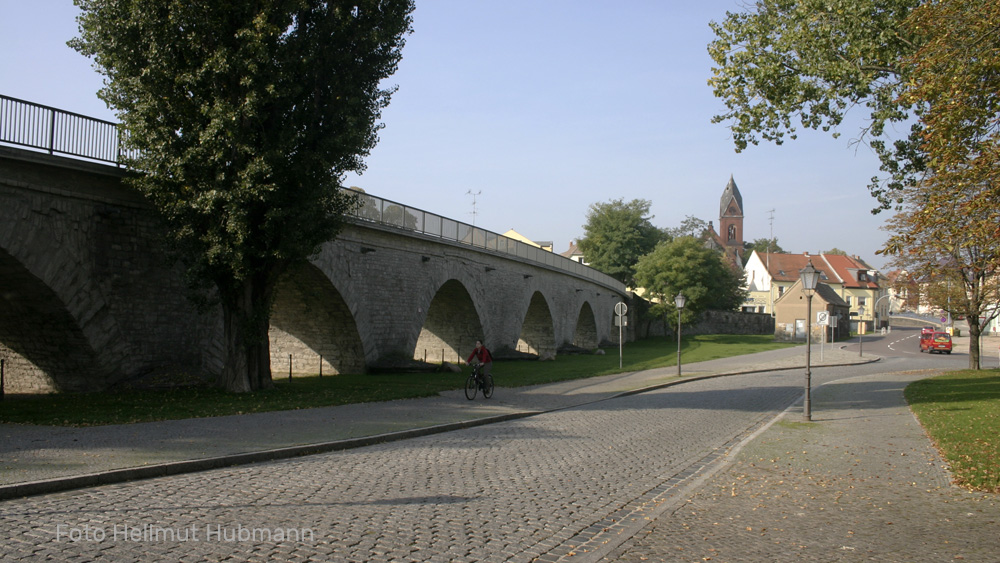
2,148 -> 627,390
307,222 -> 626,367
0,150 -> 221,392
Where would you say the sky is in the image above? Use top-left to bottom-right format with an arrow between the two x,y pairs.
1,1 -> 895,269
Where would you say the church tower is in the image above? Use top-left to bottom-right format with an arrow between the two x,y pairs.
718,175 -> 744,267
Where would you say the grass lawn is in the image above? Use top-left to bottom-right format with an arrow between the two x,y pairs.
905,369 -> 1000,493
0,335 -> 792,426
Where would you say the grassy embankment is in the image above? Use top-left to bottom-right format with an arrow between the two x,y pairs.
906,369 -> 1000,493
1,335 -> 788,426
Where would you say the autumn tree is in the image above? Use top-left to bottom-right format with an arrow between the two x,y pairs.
634,237 -> 747,334
900,0 -> 1000,252
72,0 -> 414,392
880,0 -> 1000,369
577,198 -> 667,286
904,0 -> 1000,200
881,183 -> 1000,369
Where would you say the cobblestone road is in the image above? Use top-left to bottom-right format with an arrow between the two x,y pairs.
0,371 -> 803,562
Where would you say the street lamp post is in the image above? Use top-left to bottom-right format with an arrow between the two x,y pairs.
675,293 -> 686,376
800,260 -> 820,422
858,305 -> 866,357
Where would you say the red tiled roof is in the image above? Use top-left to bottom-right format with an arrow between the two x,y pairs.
757,252 -> 879,288
758,253 -> 835,282
561,241 -> 582,258
818,254 -> 880,289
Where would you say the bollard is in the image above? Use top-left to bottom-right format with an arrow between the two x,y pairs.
319,355 -> 323,378
1,358 -> 4,401
288,354 -> 292,382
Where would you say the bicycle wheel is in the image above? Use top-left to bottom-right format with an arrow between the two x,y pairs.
482,374 -> 494,399
465,375 -> 477,400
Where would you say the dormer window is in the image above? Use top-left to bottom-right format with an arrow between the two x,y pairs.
858,271 -> 869,282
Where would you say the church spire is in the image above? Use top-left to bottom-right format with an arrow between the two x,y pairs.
718,175 -> 745,270
720,174 -> 743,218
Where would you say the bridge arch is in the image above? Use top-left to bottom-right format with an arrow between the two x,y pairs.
517,291 -> 556,356
414,279 -> 483,364
573,301 -> 599,349
0,248 -> 105,392
269,262 -> 365,376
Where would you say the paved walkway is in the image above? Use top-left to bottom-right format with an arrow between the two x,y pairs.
1,344 -> 874,499
605,370 -> 1000,562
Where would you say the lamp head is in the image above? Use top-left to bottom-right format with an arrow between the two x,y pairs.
799,259 -> 820,295
674,293 -> 686,310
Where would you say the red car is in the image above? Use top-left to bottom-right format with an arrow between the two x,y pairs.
920,332 -> 953,354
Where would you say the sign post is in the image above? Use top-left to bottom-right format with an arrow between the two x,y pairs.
615,302 -> 628,368
817,311 -> 829,362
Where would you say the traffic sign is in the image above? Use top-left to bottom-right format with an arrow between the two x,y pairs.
615,302 -> 628,369
817,311 -> 829,326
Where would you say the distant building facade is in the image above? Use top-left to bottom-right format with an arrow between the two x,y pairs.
744,251 -> 888,332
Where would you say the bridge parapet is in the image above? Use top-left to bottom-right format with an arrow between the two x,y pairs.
0,94 -> 134,166
347,189 -> 624,294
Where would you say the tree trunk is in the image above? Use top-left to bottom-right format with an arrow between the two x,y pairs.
218,275 -> 276,393
967,318 -> 982,370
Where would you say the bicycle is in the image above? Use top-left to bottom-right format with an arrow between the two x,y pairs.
464,363 -> 494,400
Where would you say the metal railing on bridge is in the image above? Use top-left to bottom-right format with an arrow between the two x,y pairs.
0,94 -> 624,293
346,189 -> 625,292
0,94 -> 131,165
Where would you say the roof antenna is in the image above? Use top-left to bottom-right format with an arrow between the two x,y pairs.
467,190 -> 482,225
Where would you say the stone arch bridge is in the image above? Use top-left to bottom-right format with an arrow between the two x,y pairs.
0,147 -> 626,393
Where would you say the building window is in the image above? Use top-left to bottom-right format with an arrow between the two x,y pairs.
728,225 -> 736,241
858,296 -> 868,308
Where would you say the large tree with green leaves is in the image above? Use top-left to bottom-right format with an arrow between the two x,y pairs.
665,215 -> 709,239
72,0 -> 414,392
742,237 -> 785,264
577,198 -> 666,286
634,236 -> 748,333
708,0 -> 924,209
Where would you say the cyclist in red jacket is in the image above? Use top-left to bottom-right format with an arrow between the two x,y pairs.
466,340 -> 493,379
